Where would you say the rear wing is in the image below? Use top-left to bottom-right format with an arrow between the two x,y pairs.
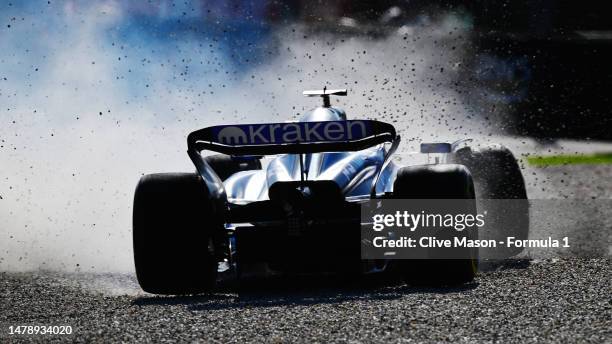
187,120 -> 397,156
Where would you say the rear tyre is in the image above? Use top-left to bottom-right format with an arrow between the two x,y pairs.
392,164 -> 478,285
451,144 -> 529,258
204,154 -> 261,181
133,173 -> 223,295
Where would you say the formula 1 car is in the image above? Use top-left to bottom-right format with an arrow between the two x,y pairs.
133,89 -> 528,295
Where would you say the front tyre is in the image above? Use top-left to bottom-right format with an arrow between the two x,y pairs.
451,144 -> 529,259
133,173 -> 223,295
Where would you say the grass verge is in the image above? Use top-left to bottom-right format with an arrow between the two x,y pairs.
526,152 -> 612,166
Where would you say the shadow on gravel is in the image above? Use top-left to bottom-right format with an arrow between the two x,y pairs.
132,274 -> 479,311
479,258 -> 531,272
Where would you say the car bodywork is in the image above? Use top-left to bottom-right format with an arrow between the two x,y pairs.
186,89 -> 456,274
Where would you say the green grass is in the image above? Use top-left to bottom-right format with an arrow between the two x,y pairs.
526,152 -> 612,166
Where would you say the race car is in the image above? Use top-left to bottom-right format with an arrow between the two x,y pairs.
133,89 -> 529,295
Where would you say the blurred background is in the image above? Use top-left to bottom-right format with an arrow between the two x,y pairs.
1,0 -> 610,272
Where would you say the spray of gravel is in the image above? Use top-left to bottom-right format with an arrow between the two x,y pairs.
0,2 -> 495,275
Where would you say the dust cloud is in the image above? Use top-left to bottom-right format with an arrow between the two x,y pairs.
0,2 -> 492,272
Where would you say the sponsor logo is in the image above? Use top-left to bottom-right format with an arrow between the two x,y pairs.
217,126 -> 248,145
215,120 -> 370,145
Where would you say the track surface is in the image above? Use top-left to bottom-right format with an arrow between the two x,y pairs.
1,259 -> 610,343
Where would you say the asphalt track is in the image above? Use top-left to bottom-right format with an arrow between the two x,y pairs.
1,140 -> 611,343
1,259 -> 610,343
